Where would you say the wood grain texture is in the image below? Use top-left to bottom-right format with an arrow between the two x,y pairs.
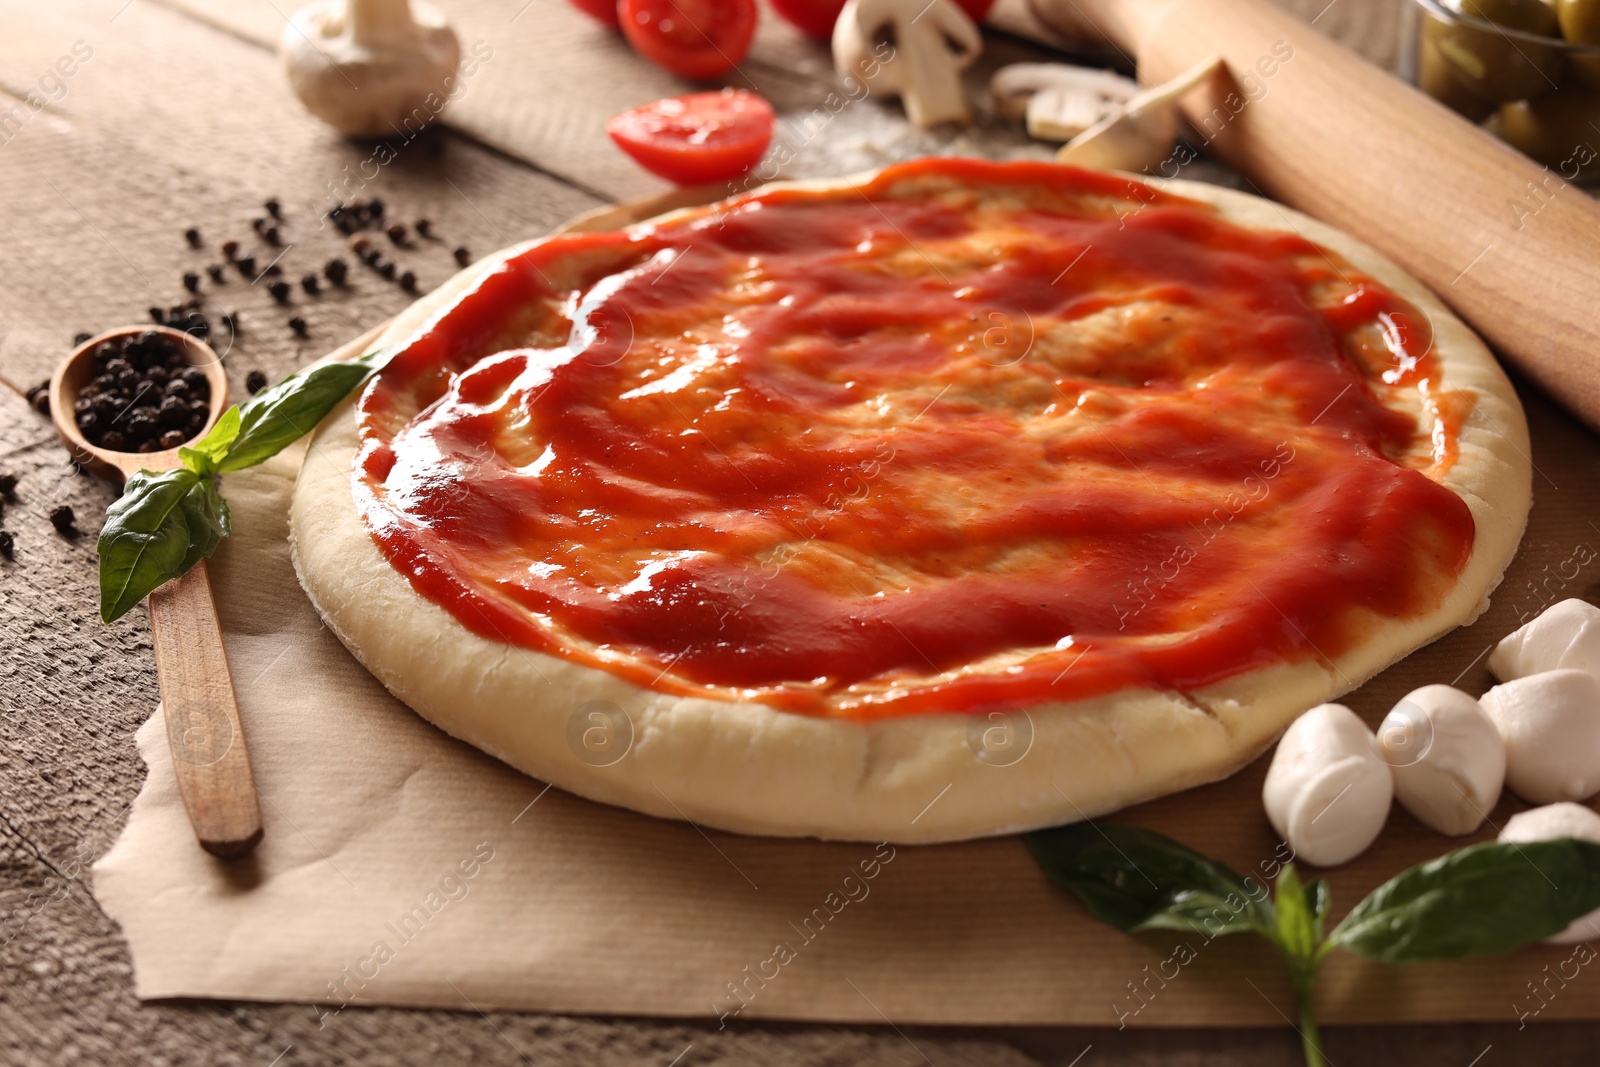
1,0 -> 1597,1062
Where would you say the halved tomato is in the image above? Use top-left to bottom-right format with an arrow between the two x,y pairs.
770,0 -> 992,39
568,0 -> 622,27
606,89 -> 776,185
619,0 -> 758,80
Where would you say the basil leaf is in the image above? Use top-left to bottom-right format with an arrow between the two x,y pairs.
1272,864 -> 1322,965
179,405 -> 242,475
1329,838 -> 1600,963
217,351 -> 384,473
98,469 -> 228,622
1026,822 -> 1276,939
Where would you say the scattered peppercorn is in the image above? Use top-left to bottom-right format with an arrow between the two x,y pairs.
48,505 -> 75,536
71,331 -> 211,451
149,307 -> 166,324
182,271 -> 201,293
414,218 -> 432,238
265,198 -> 282,219
73,332 -> 91,346
184,227 -> 202,248
453,246 -> 471,266
207,264 -> 227,283
26,383 -> 48,416
288,315 -> 308,337
246,370 -> 267,395
324,258 -> 348,285
221,311 -> 239,334
268,280 -> 291,303
222,239 -> 240,260
301,273 -> 320,294
251,217 -> 266,233
264,263 -> 283,278
349,235 -> 372,255
0,474 -> 16,498
385,223 -> 407,245
236,254 -> 257,278
361,248 -> 382,267
377,260 -> 396,281
262,225 -> 282,246
399,270 -> 417,292
367,198 -> 384,218
0,531 -> 12,560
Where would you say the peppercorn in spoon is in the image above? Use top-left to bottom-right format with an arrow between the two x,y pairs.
50,326 -> 263,858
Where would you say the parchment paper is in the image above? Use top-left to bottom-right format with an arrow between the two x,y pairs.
91,389 -> 1600,1027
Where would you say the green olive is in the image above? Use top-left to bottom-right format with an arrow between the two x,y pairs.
1557,0 -> 1600,89
1427,0 -> 1566,102
1420,30 -> 1500,118
1495,84 -> 1600,171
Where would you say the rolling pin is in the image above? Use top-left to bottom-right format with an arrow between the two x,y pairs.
1029,0 -> 1600,431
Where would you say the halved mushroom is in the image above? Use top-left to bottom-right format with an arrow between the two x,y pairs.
1058,55 -> 1224,173
833,0 -> 982,128
990,63 -> 1141,142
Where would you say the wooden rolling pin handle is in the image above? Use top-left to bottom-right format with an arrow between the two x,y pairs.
148,561 -> 263,858
1032,0 -> 1600,433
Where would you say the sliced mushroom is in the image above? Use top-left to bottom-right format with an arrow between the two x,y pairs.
280,0 -> 461,138
1489,598 -> 1600,682
1058,55 -> 1224,173
989,63 -> 1140,141
833,0 -> 982,128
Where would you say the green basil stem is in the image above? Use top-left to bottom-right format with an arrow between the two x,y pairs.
1290,956 -> 1326,1067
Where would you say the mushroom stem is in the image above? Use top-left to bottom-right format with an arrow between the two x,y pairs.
349,0 -> 419,48
896,21 -> 971,126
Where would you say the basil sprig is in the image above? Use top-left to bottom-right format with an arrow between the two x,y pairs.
97,351 -> 387,622
1027,823 -> 1600,1067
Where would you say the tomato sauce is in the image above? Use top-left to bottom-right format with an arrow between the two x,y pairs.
353,158 -> 1475,718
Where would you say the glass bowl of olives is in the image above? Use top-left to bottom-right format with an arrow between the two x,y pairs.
1403,0 -> 1600,178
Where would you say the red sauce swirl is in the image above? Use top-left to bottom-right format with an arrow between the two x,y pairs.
353,158 -> 1475,718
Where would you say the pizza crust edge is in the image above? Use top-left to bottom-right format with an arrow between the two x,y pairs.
287,171 -> 1531,844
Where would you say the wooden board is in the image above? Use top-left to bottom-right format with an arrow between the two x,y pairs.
2,0 -> 1596,1063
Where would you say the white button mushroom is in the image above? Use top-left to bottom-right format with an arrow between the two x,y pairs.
1376,684 -> 1505,835
833,0 -> 981,128
1480,669 -> 1600,804
1262,703 -> 1393,867
280,0 -> 462,138
1489,598 -> 1600,682
1057,56 -> 1221,174
988,63 -> 1141,142
1499,802 -> 1600,944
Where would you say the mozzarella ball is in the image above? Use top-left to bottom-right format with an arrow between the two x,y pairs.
1377,684 -> 1505,835
1263,703 -> 1393,867
1499,802 -> 1600,944
1480,669 -> 1600,804
1489,598 -> 1600,682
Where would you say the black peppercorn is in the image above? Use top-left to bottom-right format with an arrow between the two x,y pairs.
184,227 -> 202,248
0,474 -> 16,498
288,315 -> 308,337
301,273 -> 320,294
399,270 -> 417,292
251,217 -> 266,233
361,249 -> 382,267
246,370 -> 267,395
101,430 -> 127,451
324,258 -> 349,285
159,429 -> 188,449
264,263 -> 283,278
349,235 -> 372,255
182,271 -> 201,293
26,383 -> 49,416
48,505 -> 75,535
377,261 -> 396,280
262,225 -> 282,246
165,378 -> 191,400
268,280 -> 291,303
159,397 -> 190,427
236,254 -> 257,278
73,331 -> 92,346
265,197 -> 282,219
207,264 -> 226,283
415,218 -> 432,238
138,440 -> 159,454
453,246 -> 471,266
385,223 -> 407,245
0,531 -> 12,560
149,306 -> 166,324
182,367 -> 208,391
221,311 -> 239,334
367,197 -> 384,218
222,239 -> 240,261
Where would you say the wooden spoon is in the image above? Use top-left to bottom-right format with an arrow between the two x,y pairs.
50,326 -> 263,858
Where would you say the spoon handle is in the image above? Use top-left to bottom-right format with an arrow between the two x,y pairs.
147,560 -> 263,857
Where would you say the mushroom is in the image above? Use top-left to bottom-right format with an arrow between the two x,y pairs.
1489,598 -> 1600,682
1499,803 -> 1600,944
989,63 -> 1141,142
280,0 -> 461,137
833,0 -> 982,128
1262,703 -> 1393,867
1377,684 -> 1505,835
1057,55 -> 1223,173
1480,669 -> 1600,805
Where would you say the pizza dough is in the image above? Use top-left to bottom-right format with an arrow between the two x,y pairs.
289,161 -> 1531,844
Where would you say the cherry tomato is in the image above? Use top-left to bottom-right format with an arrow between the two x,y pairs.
568,0 -> 622,27
606,89 -> 775,185
767,0 -> 847,39
769,0 -> 991,39
619,0 -> 757,80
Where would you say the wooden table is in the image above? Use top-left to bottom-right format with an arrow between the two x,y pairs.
2,0 -> 1595,1062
